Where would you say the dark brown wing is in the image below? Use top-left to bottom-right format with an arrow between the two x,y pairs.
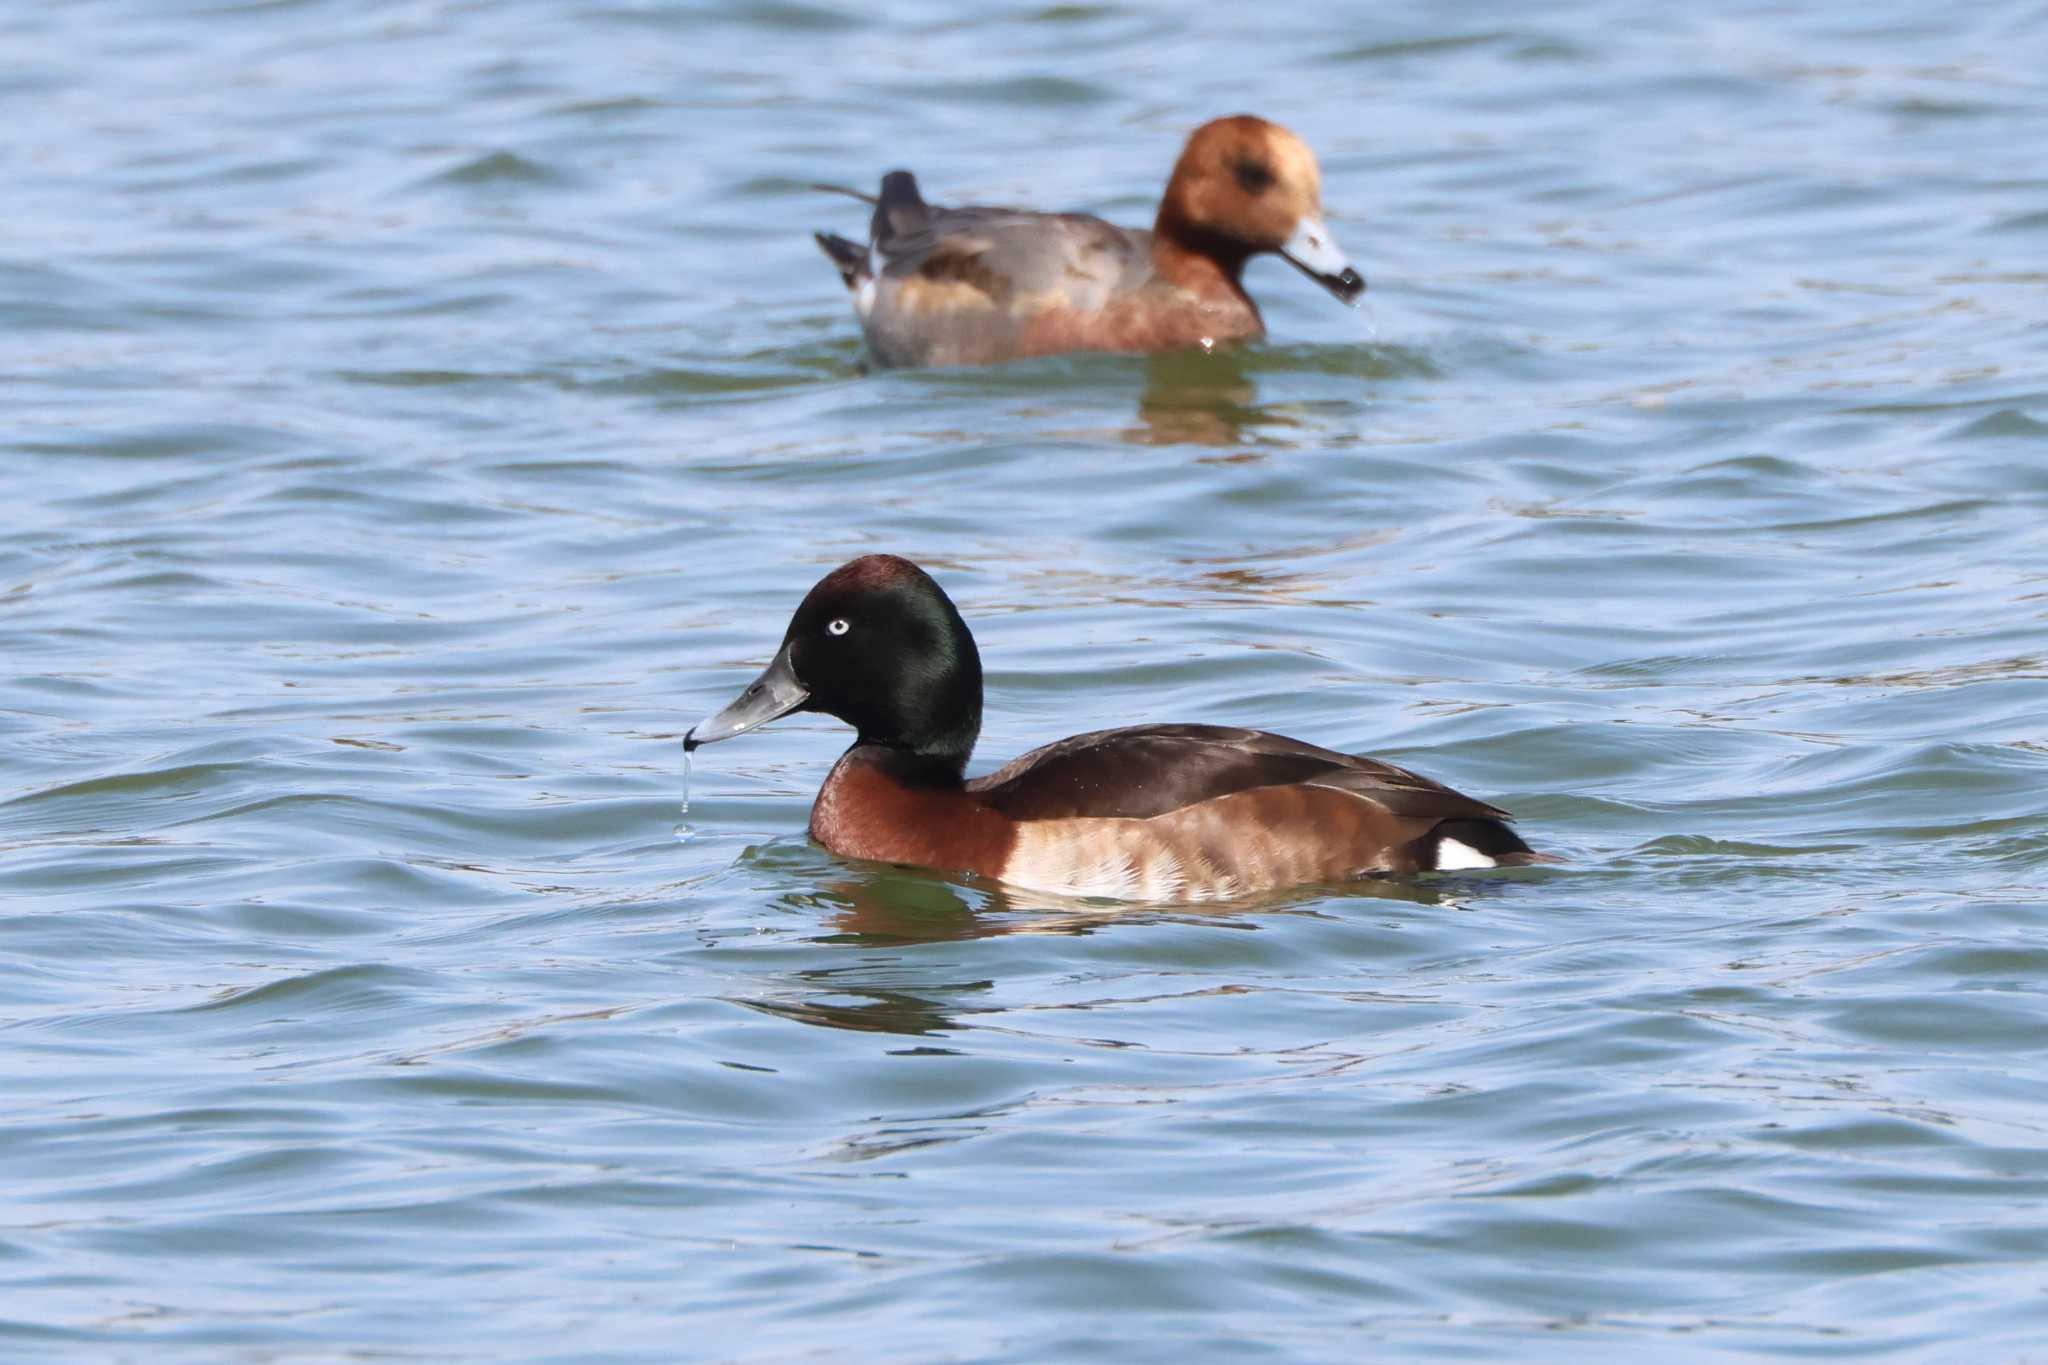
967,724 -> 1512,824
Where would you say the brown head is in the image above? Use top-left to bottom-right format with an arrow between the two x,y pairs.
1153,115 -> 1365,303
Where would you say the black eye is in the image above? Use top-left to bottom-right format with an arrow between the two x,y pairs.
827,618 -> 850,636
1232,157 -> 1275,195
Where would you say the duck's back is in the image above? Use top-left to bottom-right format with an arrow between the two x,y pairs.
968,724 -> 1540,900
879,207 -> 1151,296
866,205 -> 1159,365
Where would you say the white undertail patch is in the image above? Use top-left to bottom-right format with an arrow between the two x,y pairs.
855,277 -> 878,318
1434,837 -> 1498,871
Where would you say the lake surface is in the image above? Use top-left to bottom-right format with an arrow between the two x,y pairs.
4,0 -> 2047,1358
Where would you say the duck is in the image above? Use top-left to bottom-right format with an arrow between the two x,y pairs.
813,114 -> 1366,369
684,555 -> 1548,903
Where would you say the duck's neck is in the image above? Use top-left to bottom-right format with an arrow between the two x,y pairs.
1150,207 -> 1256,306
848,737 -> 970,791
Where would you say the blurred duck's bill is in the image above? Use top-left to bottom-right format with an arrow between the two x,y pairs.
1280,215 -> 1366,303
683,646 -> 807,750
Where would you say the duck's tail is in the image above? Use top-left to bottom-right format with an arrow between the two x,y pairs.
813,231 -> 870,290
1419,818 -> 1561,871
815,170 -> 932,292
870,169 -> 930,247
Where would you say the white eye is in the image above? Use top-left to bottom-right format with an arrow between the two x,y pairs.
827,618 -> 850,636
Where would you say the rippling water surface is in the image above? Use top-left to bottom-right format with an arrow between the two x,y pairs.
5,1 -> 2048,1358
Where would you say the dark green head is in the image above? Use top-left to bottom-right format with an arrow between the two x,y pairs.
685,554 -> 983,775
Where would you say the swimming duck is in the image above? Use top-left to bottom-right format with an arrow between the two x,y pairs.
814,114 -> 1366,368
685,556 -> 1546,902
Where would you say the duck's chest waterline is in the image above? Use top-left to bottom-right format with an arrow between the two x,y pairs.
808,754 -> 1014,878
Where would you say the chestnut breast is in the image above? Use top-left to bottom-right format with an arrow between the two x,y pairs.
1012,288 -> 1262,361
809,751 -> 1015,878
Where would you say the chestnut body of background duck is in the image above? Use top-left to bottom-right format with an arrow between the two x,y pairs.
686,555 -> 1545,899
814,115 -> 1365,367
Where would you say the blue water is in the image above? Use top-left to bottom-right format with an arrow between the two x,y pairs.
4,1 -> 2047,1358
